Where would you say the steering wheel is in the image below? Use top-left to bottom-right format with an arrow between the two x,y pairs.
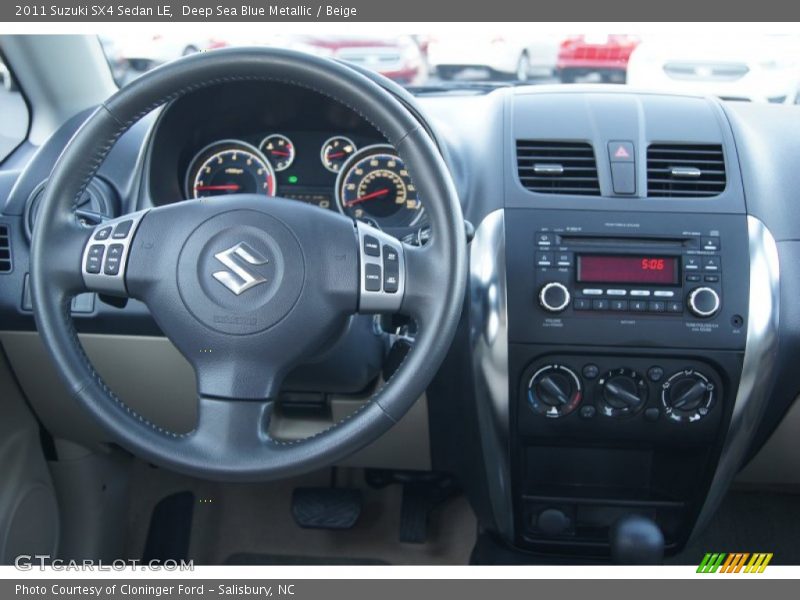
29,48 -> 466,481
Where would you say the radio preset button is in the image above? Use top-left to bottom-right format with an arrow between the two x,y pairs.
607,289 -> 626,296
592,299 -> 610,311
630,300 -> 647,312
610,300 -> 628,311
574,298 -> 591,310
667,301 -> 683,313
653,290 -> 674,298
582,288 -> 603,296
648,301 -> 666,312
630,290 -> 651,297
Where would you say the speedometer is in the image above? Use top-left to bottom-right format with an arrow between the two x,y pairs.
335,145 -> 423,228
186,140 -> 277,199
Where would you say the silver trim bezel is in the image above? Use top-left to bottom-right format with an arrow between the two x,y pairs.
689,215 -> 780,540
468,209 -> 514,538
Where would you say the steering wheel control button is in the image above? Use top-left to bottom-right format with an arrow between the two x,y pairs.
687,286 -> 721,318
365,264 -> 382,291
94,226 -> 112,240
103,244 -> 124,275
363,235 -> 380,257
112,219 -> 134,239
85,245 -> 104,274
539,282 -> 570,313
82,211 -> 147,296
383,245 -> 400,293
356,222 -> 405,313
527,364 -> 583,418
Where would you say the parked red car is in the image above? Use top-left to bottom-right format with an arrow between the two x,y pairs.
286,35 -> 427,85
557,34 -> 640,83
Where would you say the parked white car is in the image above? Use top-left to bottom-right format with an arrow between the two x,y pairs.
627,36 -> 800,104
426,34 -> 560,81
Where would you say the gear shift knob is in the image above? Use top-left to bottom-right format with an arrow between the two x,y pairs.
609,514 -> 665,564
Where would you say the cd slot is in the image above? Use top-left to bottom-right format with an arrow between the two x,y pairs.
557,235 -> 689,249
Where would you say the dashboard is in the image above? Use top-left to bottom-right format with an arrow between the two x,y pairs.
146,81 -> 428,240
3,74 -> 800,561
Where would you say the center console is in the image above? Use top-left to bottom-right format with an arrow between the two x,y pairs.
505,209 -> 748,554
466,89 -> 780,560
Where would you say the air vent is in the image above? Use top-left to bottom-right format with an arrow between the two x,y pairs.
0,224 -> 11,273
516,141 -> 600,196
647,144 -> 726,197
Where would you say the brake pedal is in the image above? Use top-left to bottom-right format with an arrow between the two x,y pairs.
291,487 -> 362,530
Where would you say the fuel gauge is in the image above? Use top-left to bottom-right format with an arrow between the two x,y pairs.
321,136 -> 357,173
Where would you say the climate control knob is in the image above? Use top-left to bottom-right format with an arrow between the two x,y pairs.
596,368 -> 648,417
527,365 -> 582,418
539,282 -> 571,313
687,287 -> 720,318
661,369 -> 716,423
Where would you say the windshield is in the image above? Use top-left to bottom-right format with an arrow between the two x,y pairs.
100,31 -> 800,104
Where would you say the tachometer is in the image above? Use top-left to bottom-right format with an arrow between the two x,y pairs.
186,140 -> 276,199
259,134 -> 295,171
336,145 -> 423,228
321,136 -> 357,173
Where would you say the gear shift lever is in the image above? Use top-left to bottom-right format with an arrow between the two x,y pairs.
609,514 -> 665,564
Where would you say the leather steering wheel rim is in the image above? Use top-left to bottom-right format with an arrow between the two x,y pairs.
30,47 -> 466,481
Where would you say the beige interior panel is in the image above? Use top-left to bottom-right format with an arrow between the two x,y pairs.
0,331 -> 430,471
736,394 -> 800,486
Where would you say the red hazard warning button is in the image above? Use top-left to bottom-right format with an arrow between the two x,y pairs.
609,141 -> 634,163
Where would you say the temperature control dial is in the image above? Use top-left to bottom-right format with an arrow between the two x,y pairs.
596,368 -> 648,417
539,282 -> 571,313
661,369 -> 716,423
527,365 -> 583,418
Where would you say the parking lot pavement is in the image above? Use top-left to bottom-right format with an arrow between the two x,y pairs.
0,87 -> 28,160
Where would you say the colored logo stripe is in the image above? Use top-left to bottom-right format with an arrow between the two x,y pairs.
697,552 -> 773,573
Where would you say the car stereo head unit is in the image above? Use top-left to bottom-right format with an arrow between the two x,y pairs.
534,231 -> 722,319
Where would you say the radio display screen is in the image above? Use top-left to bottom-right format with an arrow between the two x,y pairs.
577,255 -> 679,285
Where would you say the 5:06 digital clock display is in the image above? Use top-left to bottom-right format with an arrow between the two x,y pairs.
577,255 -> 679,285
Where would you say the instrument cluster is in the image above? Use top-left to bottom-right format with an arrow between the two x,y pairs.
183,132 -> 426,232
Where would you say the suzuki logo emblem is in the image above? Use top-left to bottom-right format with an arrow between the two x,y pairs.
212,242 -> 269,296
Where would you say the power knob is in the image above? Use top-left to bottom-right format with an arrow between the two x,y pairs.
687,287 -> 720,318
539,282 -> 571,313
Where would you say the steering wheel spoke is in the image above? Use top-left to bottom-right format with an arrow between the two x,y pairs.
191,396 -> 275,454
80,210 -> 148,297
